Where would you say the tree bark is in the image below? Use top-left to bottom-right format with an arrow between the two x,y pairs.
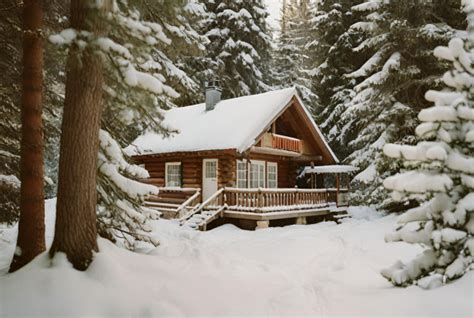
9,0 -> 46,273
49,0 -> 110,270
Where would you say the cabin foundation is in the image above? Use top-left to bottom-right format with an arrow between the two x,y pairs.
295,216 -> 307,225
256,220 -> 270,229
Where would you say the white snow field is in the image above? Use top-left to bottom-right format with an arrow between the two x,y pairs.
0,199 -> 472,317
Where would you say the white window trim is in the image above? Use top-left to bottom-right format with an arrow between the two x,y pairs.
203,159 -> 218,180
267,162 -> 278,188
249,160 -> 266,188
165,162 -> 182,188
236,160 -> 248,188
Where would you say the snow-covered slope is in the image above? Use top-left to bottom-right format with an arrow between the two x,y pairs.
0,201 -> 472,317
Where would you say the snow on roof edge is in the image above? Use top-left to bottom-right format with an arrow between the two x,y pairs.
236,87 -> 297,153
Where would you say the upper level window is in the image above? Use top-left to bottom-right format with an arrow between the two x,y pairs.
250,161 -> 265,188
267,162 -> 278,188
236,160 -> 248,188
165,162 -> 181,187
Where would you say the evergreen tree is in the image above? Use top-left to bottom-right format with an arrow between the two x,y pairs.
272,0 -> 318,112
49,0 -> 206,250
198,0 -> 273,98
50,0 -> 112,270
0,0 -> 66,224
10,0 -> 46,273
381,3 -> 474,286
308,0 -> 364,153
97,0 -> 206,249
336,0 -> 465,209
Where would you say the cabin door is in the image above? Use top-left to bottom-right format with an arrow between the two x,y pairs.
202,159 -> 218,201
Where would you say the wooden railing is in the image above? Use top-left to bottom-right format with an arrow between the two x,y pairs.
176,189 -> 201,217
224,188 -> 331,212
271,133 -> 302,153
179,188 -> 225,225
146,187 -> 201,218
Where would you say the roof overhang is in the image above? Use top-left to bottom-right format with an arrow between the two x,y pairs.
301,165 -> 358,175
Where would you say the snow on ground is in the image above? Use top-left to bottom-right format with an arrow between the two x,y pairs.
0,200 -> 472,317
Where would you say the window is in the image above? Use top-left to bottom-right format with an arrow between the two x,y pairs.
267,162 -> 278,188
249,161 -> 265,188
205,160 -> 217,179
236,160 -> 248,188
165,162 -> 181,187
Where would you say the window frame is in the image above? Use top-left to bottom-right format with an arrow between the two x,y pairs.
203,159 -> 218,179
267,162 -> 278,188
236,160 -> 248,188
165,162 -> 182,188
249,160 -> 266,188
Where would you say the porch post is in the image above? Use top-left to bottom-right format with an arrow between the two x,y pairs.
256,220 -> 269,229
336,173 -> 340,208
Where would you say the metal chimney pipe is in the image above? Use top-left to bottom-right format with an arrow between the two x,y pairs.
205,80 -> 222,111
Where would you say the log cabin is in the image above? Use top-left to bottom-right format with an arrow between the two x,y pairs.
127,84 -> 355,230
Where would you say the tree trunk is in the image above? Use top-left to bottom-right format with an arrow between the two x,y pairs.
49,0 -> 110,270
9,0 -> 46,273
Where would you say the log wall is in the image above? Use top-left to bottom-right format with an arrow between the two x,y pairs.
134,150 -> 300,196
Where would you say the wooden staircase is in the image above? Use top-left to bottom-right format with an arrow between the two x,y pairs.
180,188 -> 226,230
146,188 -> 201,219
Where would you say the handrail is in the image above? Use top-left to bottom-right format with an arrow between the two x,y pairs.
176,189 -> 201,216
224,187 -> 328,193
179,188 -> 225,224
271,132 -> 301,142
156,187 -> 198,193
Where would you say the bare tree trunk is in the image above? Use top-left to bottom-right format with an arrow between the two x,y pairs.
9,0 -> 45,273
49,0 -> 109,270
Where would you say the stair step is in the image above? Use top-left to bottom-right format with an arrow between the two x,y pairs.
333,214 -> 350,219
146,202 -> 180,208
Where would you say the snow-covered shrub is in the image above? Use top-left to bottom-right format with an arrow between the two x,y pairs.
381,1 -> 474,287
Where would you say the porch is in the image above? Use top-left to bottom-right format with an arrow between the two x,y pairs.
146,186 -> 350,231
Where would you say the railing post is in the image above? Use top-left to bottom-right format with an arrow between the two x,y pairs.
257,188 -> 263,212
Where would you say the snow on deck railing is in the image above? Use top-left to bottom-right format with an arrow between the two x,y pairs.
172,188 -> 350,225
223,187 -> 340,211
156,187 -> 199,193
176,189 -> 201,218
179,188 -> 225,224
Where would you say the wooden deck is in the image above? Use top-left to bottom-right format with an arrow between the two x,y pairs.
146,187 -> 349,230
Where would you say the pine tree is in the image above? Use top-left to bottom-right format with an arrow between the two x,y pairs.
50,0 -> 111,270
0,0 -> 67,224
308,0 -> 364,151
0,0 -> 22,224
96,0 -> 205,249
49,0 -> 204,257
272,0 -> 318,112
381,1 -> 474,288
9,0 -> 46,272
198,0 -> 272,98
337,0 -> 465,209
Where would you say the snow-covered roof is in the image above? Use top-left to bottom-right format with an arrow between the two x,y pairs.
127,87 -> 337,162
301,165 -> 358,175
